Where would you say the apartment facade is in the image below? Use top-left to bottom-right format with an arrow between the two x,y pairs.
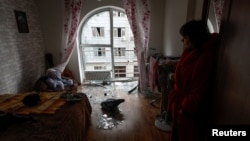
79,9 -> 138,81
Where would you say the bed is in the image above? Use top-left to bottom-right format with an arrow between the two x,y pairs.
0,91 -> 92,141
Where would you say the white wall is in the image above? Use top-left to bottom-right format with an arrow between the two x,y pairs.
36,0 -> 63,66
163,0 -> 188,57
163,0 -> 204,57
0,0 -> 46,94
147,0 -> 166,56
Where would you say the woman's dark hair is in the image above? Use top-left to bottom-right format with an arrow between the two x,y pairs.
180,20 -> 210,48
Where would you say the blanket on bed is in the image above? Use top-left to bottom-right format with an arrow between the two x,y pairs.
0,91 -> 66,115
0,92 -> 92,141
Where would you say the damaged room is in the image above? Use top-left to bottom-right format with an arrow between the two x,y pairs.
1,0 -> 250,141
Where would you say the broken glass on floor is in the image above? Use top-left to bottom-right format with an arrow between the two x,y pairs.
96,113 -> 124,130
79,81 -> 138,130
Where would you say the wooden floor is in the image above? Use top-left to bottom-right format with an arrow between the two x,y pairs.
78,82 -> 171,141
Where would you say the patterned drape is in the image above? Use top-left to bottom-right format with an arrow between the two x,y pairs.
54,0 -> 82,73
123,0 -> 151,92
213,0 -> 225,29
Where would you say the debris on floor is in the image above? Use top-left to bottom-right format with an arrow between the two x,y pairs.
96,113 -> 124,130
79,81 -> 138,130
101,98 -> 125,112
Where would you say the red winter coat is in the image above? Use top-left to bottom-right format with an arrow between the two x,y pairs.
168,33 -> 219,141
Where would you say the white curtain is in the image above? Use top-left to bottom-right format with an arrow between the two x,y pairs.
54,0 -> 83,73
123,0 -> 151,92
213,0 -> 225,29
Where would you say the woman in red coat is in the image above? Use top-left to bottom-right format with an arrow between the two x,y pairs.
168,20 -> 219,141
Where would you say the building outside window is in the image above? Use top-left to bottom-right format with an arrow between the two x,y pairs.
94,66 -> 107,70
113,11 -> 125,17
92,27 -> 104,37
113,27 -> 125,37
114,47 -> 125,56
94,47 -> 106,56
114,66 -> 126,78
134,65 -> 139,77
79,8 -> 138,80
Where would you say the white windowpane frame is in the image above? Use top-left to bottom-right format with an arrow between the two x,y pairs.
80,8 -> 137,80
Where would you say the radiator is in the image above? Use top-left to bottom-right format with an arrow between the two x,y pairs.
84,71 -> 111,80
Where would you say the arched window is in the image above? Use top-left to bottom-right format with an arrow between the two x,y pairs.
78,7 -> 138,81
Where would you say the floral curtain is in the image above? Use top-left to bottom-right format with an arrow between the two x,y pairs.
54,0 -> 82,73
123,0 -> 151,92
213,0 -> 225,29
